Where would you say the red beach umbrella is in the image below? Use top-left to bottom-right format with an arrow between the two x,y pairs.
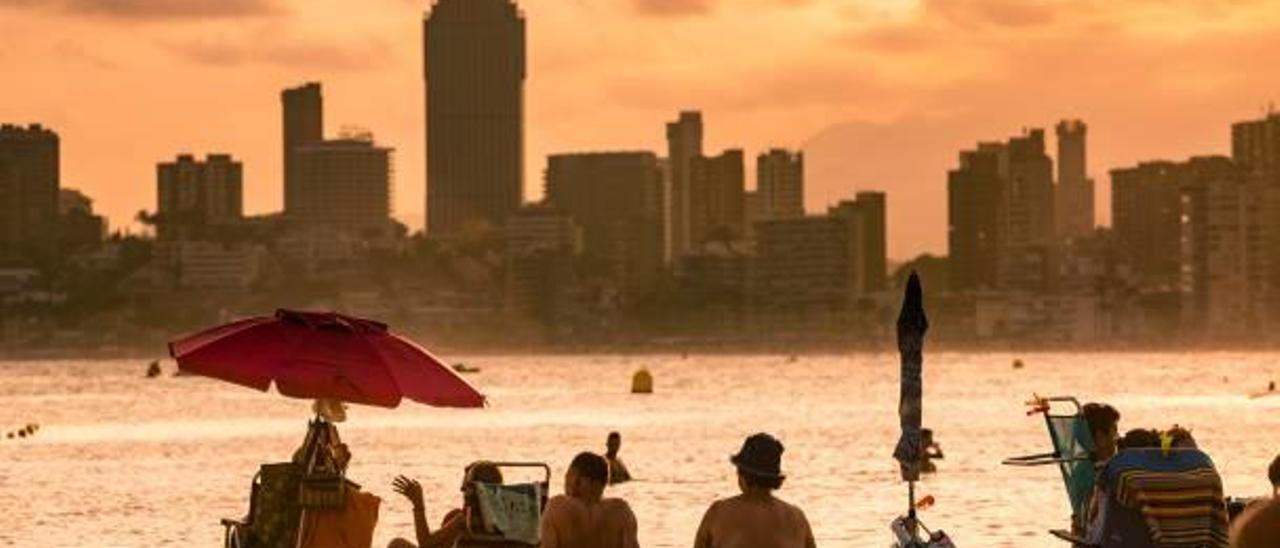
168,309 -> 485,408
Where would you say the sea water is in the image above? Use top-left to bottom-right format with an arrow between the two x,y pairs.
2,353 -> 1278,547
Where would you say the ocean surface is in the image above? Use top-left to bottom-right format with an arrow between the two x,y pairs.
2,352 -> 1279,547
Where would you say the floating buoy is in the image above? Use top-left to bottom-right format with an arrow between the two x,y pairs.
631,368 -> 653,394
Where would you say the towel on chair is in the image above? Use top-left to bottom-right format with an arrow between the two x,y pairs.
1106,450 -> 1228,548
473,482 -> 542,545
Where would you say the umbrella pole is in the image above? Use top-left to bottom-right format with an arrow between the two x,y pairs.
908,479 -> 919,544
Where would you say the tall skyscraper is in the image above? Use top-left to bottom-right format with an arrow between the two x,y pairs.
829,191 -> 888,293
1055,120 -> 1094,240
0,124 -> 59,264
665,111 -> 703,260
293,135 -> 393,237
544,152 -> 664,298
282,83 -> 323,217
425,0 -> 526,236
1176,156 -> 1266,335
689,149 -> 745,247
1110,160 -> 1183,289
756,148 -> 804,220
156,154 -> 244,240
947,143 -> 1005,290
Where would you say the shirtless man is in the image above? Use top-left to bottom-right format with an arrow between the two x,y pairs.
539,452 -> 640,548
693,433 -> 816,548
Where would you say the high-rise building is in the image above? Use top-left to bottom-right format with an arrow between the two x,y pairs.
156,153 -> 243,240
1055,120 -> 1094,240
1232,112 -> 1280,184
947,143 -> 1004,291
282,83 -> 323,217
293,136 -> 393,237
0,124 -> 59,263
425,0 -> 525,236
1110,161 -> 1183,289
754,214 -> 863,330
829,191 -> 888,293
689,149 -> 745,247
57,188 -> 106,251
1176,156 -> 1269,335
946,129 -> 1056,291
756,148 -> 804,220
544,152 -> 664,298
665,111 -> 703,260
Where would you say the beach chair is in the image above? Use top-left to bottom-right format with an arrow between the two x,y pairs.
460,462 -> 551,546
1085,448 -> 1229,548
1002,396 -> 1098,533
222,462 -> 305,548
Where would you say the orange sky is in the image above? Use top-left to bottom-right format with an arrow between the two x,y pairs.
3,0 -> 1279,260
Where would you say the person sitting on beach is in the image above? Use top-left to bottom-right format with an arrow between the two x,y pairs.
606,431 -> 633,485
1076,403 -> 1121,541
1229,453 -> 1280,547
1119,428 -> 1161,450
387,462 -> 506,548
539,452 -> 639,548
919,428 -> 944,474
693,433 -> 816,548
1083,402 -> 1121,463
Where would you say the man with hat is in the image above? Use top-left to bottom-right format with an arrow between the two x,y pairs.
693,433 -> 816,548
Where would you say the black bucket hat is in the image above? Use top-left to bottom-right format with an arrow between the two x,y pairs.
730,432 -> 786,479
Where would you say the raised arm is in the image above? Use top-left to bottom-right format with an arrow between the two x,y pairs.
392,476 -> 464,548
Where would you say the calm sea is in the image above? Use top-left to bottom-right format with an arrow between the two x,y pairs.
2,353 -> 1278,547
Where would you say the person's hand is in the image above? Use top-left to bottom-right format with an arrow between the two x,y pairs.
393,475 -> 425,509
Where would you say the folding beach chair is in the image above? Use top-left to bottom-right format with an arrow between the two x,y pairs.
1003,396 -> 1098,533
460,461 -> 551,546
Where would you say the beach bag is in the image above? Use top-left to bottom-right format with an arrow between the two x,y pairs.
250,462 -> 304,548
299,470 -> 347,509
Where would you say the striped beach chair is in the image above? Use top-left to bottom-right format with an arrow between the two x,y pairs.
1092,448 -> 1229,548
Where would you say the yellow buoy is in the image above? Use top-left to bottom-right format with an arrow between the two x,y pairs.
631,368 -> 653,394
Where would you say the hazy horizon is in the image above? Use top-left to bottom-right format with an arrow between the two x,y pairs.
3,0 -> 1280,260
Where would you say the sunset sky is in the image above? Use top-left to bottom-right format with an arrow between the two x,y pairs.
3,0 -> 1279,259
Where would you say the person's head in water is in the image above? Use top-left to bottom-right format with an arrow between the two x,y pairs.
1083,403 -> 1121,461
1269,453 -> 1280,496
1120,428 -> 1161,450
462,461 -> 504,490
606,431 -> 622,458
564,452 -> 609,501
731,433 -> 787,493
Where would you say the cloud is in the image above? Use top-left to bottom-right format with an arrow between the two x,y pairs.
0,0 -> 283,19
633,0 -> 713,16
160,32 -> 391,70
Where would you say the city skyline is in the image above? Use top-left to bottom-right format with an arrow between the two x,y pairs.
3,1 -> 1280,260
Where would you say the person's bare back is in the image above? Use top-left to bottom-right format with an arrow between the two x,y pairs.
693,494 -> 815,548
539,494 -> 639,548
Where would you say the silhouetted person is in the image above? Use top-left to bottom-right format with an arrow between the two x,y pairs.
693,433 -> 815,548
146,360 -> 161,378
1119,428 -> 1161,450
1078,402 -> 1121,541
606,432 -> 632,485
1082,402 -> 1121,462
387,462 -> 505,548
919,428 -> 944,474
539,452 -> 639,548
1229,454 -> 1280,547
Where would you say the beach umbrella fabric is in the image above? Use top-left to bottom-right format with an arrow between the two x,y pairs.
169,309 -> 485,409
